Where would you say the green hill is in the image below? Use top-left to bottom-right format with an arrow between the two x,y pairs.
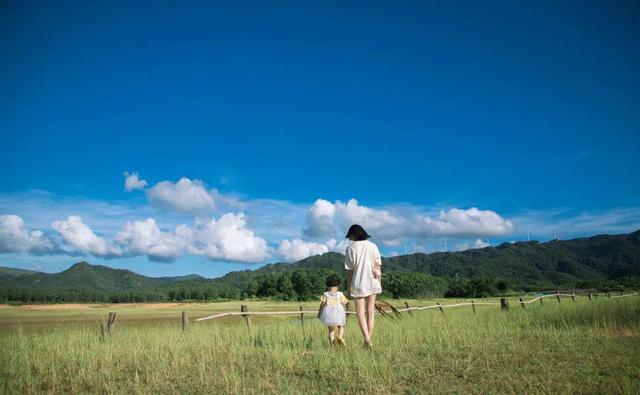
0,262 -> 168,292
1,230 -> 639,303
0,266 -> 39,276
219,230 -> 640,290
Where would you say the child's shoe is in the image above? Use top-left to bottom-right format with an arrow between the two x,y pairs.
336,337 -> 345,347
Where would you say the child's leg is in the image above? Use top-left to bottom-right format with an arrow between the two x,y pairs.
338,325 -> 345,339
327,326 -> 336,344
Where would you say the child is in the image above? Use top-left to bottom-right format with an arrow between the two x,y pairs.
318,274 -> 349,346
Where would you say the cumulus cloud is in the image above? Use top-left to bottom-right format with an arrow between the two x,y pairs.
115,219 -> 190,262
336,199 -> 404,232
113,215 -> 270,263
454,238 -> 490,251
147,178 -> 215,214
0,215 -> 56,254
278,239 -> 330,262
304,199 -> 337,237
190,213 -> 270,263
304,198 -> 403,240
302,200 -> 512,245
45,213 -> 269,263
410,207 -> 514,238
123,171 -> 148,192
52,216 -> 121,257
277,238 -> 350,262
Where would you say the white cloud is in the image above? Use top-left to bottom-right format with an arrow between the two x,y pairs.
302,200 -> 512,244
454,238 -> 490,251
51,216 -> 121,257
115,219 -> 189,262
0,215 -> 56,254
46,213 -> 270,263
336,199 -> 404,233
147,178 -> 215,214
304,199 -> 337,237
4,182 -> 640,268
411,207 -> 514,238
325,238 -> 351,253
190,213 -> 270,263
278,239 -> 330,262
123,171 -> 148,192
277,238 -> 350,262
304,198 -> 403,240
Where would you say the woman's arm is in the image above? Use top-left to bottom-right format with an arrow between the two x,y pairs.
346,270 -> 353,293
373,265 -> 382,280
373,244 -> 382,280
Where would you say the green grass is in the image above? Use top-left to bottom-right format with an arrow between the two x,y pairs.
2,297 -> 640,394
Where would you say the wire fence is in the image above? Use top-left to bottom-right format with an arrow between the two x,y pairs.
193,291 -> 640,322
96,290 -> 640,336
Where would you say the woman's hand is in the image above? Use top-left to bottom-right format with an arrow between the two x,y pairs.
373,266 -> 382,280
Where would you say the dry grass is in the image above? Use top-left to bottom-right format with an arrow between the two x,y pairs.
1,297 -> 640,394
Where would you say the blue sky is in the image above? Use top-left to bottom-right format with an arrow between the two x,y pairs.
1,1 -> 639,277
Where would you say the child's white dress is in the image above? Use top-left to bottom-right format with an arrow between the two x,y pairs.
319,291 -> 347,326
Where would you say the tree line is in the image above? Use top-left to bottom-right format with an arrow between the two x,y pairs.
1,270 -> 639,304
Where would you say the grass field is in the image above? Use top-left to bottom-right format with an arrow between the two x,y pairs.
2,296 -> 640,394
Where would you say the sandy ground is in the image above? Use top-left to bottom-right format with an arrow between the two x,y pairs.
0,302 -> 192,311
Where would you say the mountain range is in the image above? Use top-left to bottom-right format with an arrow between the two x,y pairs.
1,230 -> 639,297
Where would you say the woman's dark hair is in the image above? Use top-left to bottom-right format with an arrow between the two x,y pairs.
326,274 -> 341,287
345,224 -> 370,241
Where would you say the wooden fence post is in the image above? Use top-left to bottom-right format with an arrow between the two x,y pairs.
107,312 -> 117,333
436,303 -> 445,316
299,305 -> 304,327
607,292 -> 611,298
540,296 -> 543,305
375,304 -> 394,319
500,298 -> 509,310
556,292 -> 561,303
571,292 -> 576,303
519,298 -> 525,309
471,300 -> 476,314
404,302 -> 413,315
182,311 -> 189,332
389,304 -> 402,318
241,305 -> 252,331
588,293 -> 593,300
100,323 -> 106,340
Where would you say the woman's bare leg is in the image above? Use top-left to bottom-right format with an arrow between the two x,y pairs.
366,294 -> 377,340
354,297 -> 371,344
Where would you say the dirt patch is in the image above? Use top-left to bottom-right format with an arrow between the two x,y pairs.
0,303 -> 191,311
608,328 -> 637,338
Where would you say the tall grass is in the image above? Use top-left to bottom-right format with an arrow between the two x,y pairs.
2,298 -> 639,394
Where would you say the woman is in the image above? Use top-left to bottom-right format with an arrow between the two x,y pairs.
344,224 -> 382,347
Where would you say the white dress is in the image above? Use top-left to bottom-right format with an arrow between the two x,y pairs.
344,240 -> 383,298
319,291 -> 347,326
